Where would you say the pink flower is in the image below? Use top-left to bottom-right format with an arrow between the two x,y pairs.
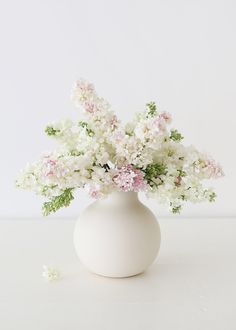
46,170 -> 54,177
76,80 -> 94,94
42,157 -> 57,177
150,112 -> 172,132
205,159 -> 224,179
109,115 -> 119,130
89,187 -> 102,199
42,157 -> 69,179
159,111 -> 172,124
175,176 -> 182,186
113,164 -> 147,192
72,80 -> 95,105
84,101 -> 98,113
46,159 -> 57,166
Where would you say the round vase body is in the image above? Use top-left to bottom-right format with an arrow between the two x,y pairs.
74,192 -> 161,278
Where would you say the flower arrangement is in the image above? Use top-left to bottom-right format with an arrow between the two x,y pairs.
16,80 -> 224,215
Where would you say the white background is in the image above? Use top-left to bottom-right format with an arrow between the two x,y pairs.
0,0 -> 235,218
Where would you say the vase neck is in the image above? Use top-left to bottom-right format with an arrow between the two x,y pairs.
105,191 -> 139,203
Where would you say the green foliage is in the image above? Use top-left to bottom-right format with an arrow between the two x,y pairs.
146,102 -> 157,117
144,163 -> 167,185
177,169 -> 186,177
209,191 -> 217,202
42,188 -> 74,216
45,126 -> 60,136
79,121 -> 95,137
170,129 -> 184,142
171,205 -> 182,214
79,121 -> 88,128
70,150 -> 84,156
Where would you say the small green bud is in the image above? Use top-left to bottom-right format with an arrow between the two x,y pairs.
170,129 -> 184,142
171,205 -> 182,214
45,126 -> 60,136
146,102 -> 157,117
209,192 -> 217,202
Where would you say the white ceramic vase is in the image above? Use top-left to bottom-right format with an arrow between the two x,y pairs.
74,192 -> 161,278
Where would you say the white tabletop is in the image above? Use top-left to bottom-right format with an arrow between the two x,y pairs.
0,217 -> 236,330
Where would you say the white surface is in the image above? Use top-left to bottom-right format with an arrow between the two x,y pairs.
0,0 -> 235,218
1,217 -> 236,330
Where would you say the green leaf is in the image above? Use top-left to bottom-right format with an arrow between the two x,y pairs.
170,129 -> 184,142
177,169 -> 186,177
79,121 -> 95,136
144,163 -> 167,186
42,188 -> 74,216
45,126 -> 60,136
209,191 -> 217,202
146,102 -> 157,117
171,205 -> 182,214
70,150 -> 84,156
79,121 -> 88,128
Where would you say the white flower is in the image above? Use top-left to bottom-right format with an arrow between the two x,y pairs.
42,265 -> 60,282
16,79 -> 224,215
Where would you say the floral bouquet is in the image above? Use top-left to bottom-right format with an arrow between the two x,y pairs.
16,80 -> 224,215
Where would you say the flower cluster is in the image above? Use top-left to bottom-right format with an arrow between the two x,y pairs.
113,165 -> 147,192
16,80 -> 224,215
